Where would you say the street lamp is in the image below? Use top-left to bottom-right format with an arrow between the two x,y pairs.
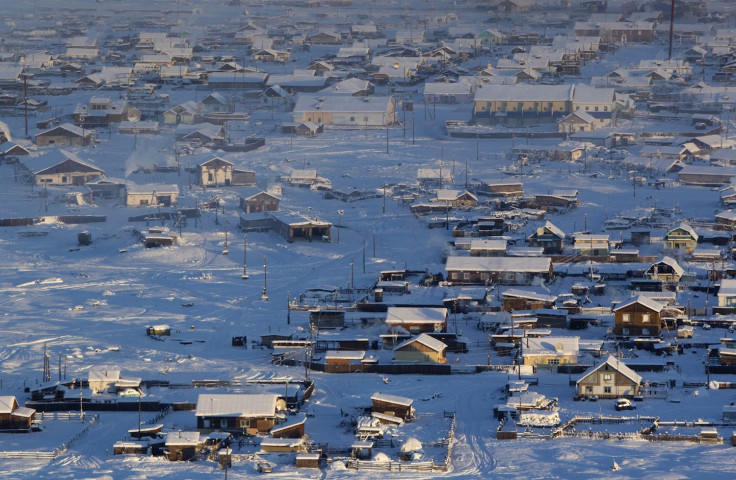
337,209 -> 344,243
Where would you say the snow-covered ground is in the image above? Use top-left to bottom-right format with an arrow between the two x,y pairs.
2,0 -> 736,478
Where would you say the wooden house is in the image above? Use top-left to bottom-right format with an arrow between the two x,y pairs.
558,110 -> 597,133
393,333 -> 447,364
613,295 -> 664,337
370,392 -> 414,421
125,183 -> 179,207
0,396 -> 35,430
502,288 -> 557,312
417,168 -> 454,190
573,233 -> 610,257
73,96 -> 129,127
239,188 -> 279,214
35,123 -> 93,146
473,84 -> 574,126
575,355 -> 642,399
200,93 -> 230,113
521,336 -> 579,367
663,222 -> 698,254
385,307 -> 448,334
165,431 -> 201,461
480,181 -> 523,198
163,101 -> 202,125
32,151 -> 104,186
324,350 -> 366,369
195,393 -> 285,434
434,189 -> 478,207
645,256 -> 684,284
715,210 -> 736,230
292,94 -> 397,127
252,49 -> 290,63
717,279 -> 736,313
270,211 -> 332,243
469,239 -> 507,257
678,165 -> 736,186
445,256 -> 553,286
307,31 -> 342,45
270,414 -> 307,439
527,221 -> 565,254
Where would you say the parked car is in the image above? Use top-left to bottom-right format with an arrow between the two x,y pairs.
615,398 -> 636,411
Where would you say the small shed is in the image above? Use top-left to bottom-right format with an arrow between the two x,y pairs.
370,392 -> 414,420
351,441 -> 373,459
309,309 -> 345,329
113,440 -> 149,455
165,431 -> 201,461
260,437 -> 304,453
295,452 -> 321,468
146,325 -> 171,336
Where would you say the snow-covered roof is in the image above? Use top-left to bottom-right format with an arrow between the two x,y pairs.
195,394 -> 279,418
474,84 -> 573,102
613,295 -> 665,313
445,256 -> 551,273
386,307 -> 447,325
577,355 -> 642,386
164,431 -> 200,446
523,336 -> 579,356
370,392 -> 413,407
395,333 -> 447,353
0,396 -> 17,414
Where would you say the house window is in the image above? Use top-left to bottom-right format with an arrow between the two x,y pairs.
480,273 -> 489,281
203,419 -> 211,428
208,173 -> 213,181
463,273 -> 470,280
505,273 -> 515,282
642,314 -> 650,323
642,328 -> 650,336
548,358 -> 559,365
622,328 -> 630,335
622,313 -> 630,323
603,374 -> 612,382
604,106 -> 608,111
585,386 -> 593,393
604,386 -> 612,394
350,117 -> 355,122
62,176 -> 67,183
595,106 -> 599,112
585,106 -> 589,111
220,419 -> 228,428
239,418 -> 250,428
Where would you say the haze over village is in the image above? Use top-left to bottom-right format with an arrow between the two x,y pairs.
3,0 -> 736,478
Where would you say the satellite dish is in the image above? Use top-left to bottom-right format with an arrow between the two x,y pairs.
127,108 -> 141,122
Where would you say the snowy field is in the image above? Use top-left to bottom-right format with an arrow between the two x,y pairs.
2,0 -> 736,478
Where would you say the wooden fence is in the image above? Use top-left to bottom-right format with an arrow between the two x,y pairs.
0,414 -> 99,460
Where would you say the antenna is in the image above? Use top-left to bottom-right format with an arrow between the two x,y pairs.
127,107 -> 141,122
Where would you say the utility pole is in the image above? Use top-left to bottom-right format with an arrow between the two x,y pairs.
386,126 -> 389,154
222,218 -> 229,255
22,72 -> 30,138
261,255 -> 269,301
241,235 -> 249,279
382,182 -> 386,214
287,292 -> 291,324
